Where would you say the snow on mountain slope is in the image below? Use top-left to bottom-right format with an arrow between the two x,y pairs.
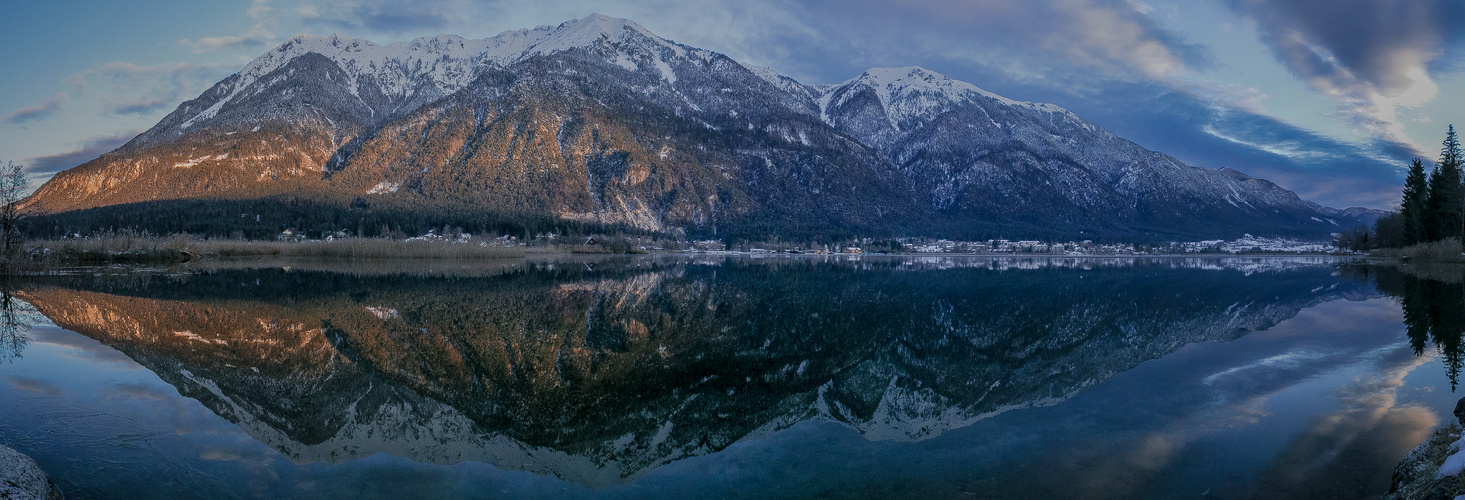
815,65 -> 1382,235
822,67 -> 1076,131
23,14 -> 1382,239
176,14 -> 696,131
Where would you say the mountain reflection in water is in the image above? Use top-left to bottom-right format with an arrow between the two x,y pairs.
9,256 -> 1377,489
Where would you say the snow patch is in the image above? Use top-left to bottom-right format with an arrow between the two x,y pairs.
173,154 -> 228,168
1439,433 -> 1465,477
611,54 -> 638,71
653,57 -> 676,83
365,306 -> 399,319
367,181 -> 400,194
174,330 -> 226,344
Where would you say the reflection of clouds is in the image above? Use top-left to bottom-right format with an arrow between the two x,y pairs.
1221,396 -> 1274,427
4,375 -> 62,395
1203,350 -> 1328,385
200,449 -> 244,461
1248,349 -> 1437,498
28,326 -> 141,368
1072,431 -> 1190,498
1040,298 -> 1416,497
108,381 -> 177,401
1075,349 -> 1432,499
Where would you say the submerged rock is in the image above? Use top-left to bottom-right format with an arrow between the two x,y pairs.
0,445 -> 61,500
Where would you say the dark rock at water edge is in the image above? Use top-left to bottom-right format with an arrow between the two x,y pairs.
1386,397 -> 1465,500
0,445 -> 62,500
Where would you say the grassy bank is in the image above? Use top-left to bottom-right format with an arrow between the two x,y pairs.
1374,238 -> 1465,263
25,236 -> 534,264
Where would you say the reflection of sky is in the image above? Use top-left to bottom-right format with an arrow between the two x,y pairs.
617,298 -> 1452,499
0,297 -> 1454,499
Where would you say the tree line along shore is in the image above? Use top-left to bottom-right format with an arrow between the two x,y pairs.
1337,125 -> 1465,263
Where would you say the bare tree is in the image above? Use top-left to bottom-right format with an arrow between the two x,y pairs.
0,289 -> 31,364
0,161 -> 30,267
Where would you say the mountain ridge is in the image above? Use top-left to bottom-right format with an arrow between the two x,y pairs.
22,14 -> 1385,241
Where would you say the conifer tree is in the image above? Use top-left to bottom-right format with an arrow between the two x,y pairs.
1445,125 -> 1463,239
1429,126 -> 1464,242
1402,158 -> 1430,245
1446,124 -> 1463,169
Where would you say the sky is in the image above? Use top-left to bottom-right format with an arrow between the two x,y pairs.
1,0 -> 1463,210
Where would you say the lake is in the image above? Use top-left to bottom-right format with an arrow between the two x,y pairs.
0,255 -> 1459,499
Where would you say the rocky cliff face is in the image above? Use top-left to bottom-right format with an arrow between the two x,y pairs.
21,14 -> 1382,239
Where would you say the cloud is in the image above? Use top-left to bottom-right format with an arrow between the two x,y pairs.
68,61 -> 233,117
177,0 -> 278,53
24,130 -> 141,174
4,94 -> 64,124
5,375 -> 62,395
109,382 -> 177,401
1016,76 -> 1409,209
361,5 -> 456,32
113,97 -> 177,116
1222,0 -> 1465,151
1249,348 -> 1435,498
300,0 -> 457,33
886,0 -> 1209,79
691,0 -> 1213,83
177,29 -> 276,54
28,327 -> 141,368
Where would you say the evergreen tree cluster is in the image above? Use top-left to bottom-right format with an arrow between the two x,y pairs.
1372,125 -> 1464,249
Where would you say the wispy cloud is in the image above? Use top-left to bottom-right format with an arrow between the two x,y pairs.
298,0 -> 458,34
67,61 -> 233,117
24,130 -> 141,174
4,94 -> 64,124
177,29 -> 276,54
884,0 -> 1209,79
176,0 -> 278,53
4,375 -> 62,395
1221,0 -> 1465,153
1030,77 -> 1409,209
689,0 -> 1214,83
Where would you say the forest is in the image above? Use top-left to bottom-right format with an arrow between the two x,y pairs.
1339,125 -> 1463,252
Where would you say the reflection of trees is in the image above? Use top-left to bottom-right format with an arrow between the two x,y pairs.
1369,266 -> 1465,390
0,282 -> 32,364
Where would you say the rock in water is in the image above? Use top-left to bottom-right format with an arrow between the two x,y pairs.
0,445 -> 61,500
1384,396 -> 1465,499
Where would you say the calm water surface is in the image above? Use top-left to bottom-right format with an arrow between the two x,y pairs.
0,256 -> 1460,499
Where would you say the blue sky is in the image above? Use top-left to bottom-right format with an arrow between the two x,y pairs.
2,0 -> 1462,209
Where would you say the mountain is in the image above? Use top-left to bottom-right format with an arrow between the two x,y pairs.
819,67 -> 1381,236
21,14 -> 1383,240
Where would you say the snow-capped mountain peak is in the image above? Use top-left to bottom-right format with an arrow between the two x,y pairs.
512,13 -> 668,56
179,14 -> 683,130
824,66 -> 1072,130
